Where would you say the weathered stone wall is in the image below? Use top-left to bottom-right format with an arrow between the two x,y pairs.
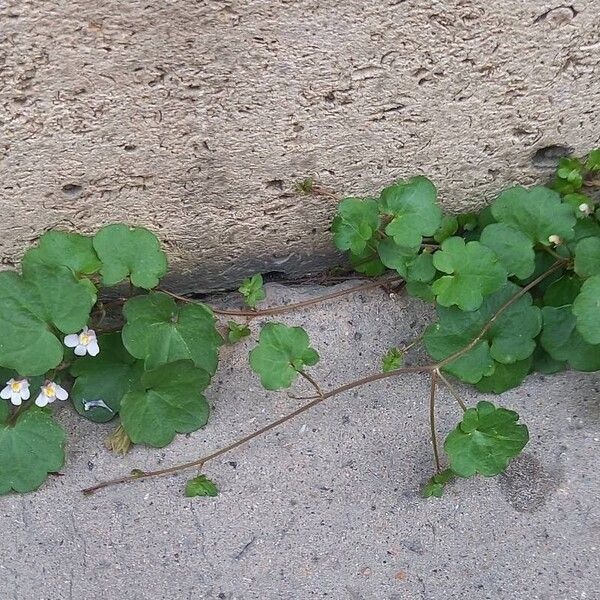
1,0 -> 598,290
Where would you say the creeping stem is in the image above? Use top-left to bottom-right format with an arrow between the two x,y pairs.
159,275 -> 401,318
82,260 -> 564,495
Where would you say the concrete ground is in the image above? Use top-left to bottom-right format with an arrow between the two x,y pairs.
0,281 -> 598,600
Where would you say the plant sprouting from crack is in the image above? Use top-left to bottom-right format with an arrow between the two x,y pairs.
0,149 -> 598,500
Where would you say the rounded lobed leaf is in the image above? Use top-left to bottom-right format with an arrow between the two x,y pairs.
542,275 -> 582,307
380,176 -> 441,252
572,275 -> 600,345
444,401 -> 529,478
475,357 -> 532,394
431,237 -> 507,311
331,198 -> 380,255
349,247 -> 386,276
0,266 -> 96,375
541,305 -> 600,371
70,333 -> 144,422
120,360 -> 211,447
22,231 -> 102,277
574,237 -> 600,278
0,407 -> 66,494
491,185 -> 576,245
249,323 -> 319,390
424,283 -> 541,383
377,238 -> 413,277
122,292 -> 223,374
479,223 -> 535,279
433,215 -> 458,243
93,224 -> 168,289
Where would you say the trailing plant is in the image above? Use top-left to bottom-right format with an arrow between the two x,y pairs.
0,149 -> 598,498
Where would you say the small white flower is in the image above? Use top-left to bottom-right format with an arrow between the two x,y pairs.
579,203 -> 592,216
548,234 -> 562,246
64,326 -> 99,357
0,378 -> 30,406
35,381 -> 68,407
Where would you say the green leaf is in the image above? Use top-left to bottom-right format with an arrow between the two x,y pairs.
376,238 -> 412,277
406,252 -> 436,283
574,237 -> 600,278
572,218 -> 600,244
382,348 -> 403,372
563,193 -> 593,218
120,360 -> 210,447
431,237 -> 507,311
22,231 -> 102,277
0,398 -> 9,423
185,474 -> 219,498
70,333 -> 144,422
380,176 -> 442,252
491,186 -> 576,245
406,281 -> 435,302
238,274 -> 267,308
122,292 -> 223,374
586,148 -> 600,171
421,469 -> 454,498
295,177 -> 314,194
475,357 -> 532,394
532,345 -> 566,375
0,266 -> 96,375
434,216 -> 458,243
516,250 -> 564,294
0,407 -> 66,494
227,321 -> 251,344
249,323 -> 319,390
331,198 -> 380,254
556,157 -> 585,190
542,274 -> 582,307
479,223 -> 535,279
572,275 -> 600,344
444,401 -> 529,477
93,224 -> 168,289
541,305 -> 600,371
350,247 -> 386,276
424,283 -> 541,383
458,212 -> 479,232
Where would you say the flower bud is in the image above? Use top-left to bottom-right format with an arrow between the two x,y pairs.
548,234 -> 562,246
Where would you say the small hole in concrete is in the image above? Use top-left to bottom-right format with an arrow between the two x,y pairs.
262,270 -> 287,283
532,145 -> 573,168
61,184 -> 83,197
123,144 -> 137,151
265,179 -> 284,190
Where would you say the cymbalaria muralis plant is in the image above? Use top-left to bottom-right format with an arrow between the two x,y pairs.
0,149 -> 598,498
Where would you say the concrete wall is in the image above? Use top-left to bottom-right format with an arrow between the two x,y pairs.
1,1 -> 599,291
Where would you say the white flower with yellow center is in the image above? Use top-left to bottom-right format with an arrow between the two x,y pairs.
64,326 -> 99,357
35,381 -> 68,407
0,378 -> 30,406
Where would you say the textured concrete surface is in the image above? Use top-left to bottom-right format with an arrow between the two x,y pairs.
0,282 -> 597,599
1,1 -> 599,289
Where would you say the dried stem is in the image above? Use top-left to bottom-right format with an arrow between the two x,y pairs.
429,371 -> 441,472
159,275 -> 401,319
82,364 -> 432,495
435,369 -> 467,411
298,370 -> 324,397
82,261 -> 564,496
